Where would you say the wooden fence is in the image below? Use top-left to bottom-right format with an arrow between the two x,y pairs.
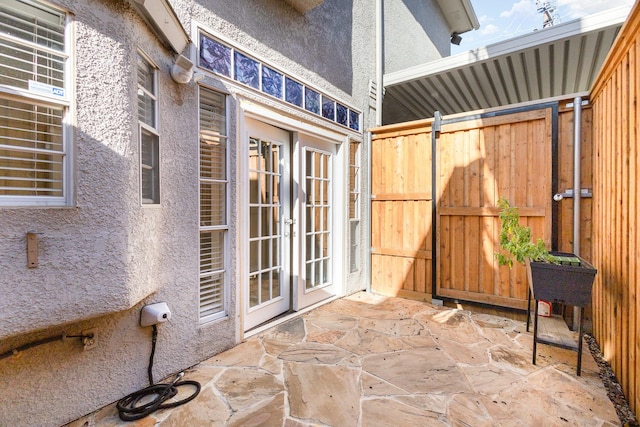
590,1 -> 640,415
370,121 -> 433,301
370,104 -> 592,311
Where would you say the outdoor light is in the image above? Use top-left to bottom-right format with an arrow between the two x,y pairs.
171,54 -> 195,84
451,32 -> 462,45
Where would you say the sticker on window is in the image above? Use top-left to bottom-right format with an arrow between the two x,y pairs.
28,80 -> 65,98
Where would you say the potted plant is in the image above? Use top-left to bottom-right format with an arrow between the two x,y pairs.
494,197 -> 597,307
494,197 -> 597,375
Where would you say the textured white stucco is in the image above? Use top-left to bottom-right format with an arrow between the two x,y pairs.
0,0 -> 449,425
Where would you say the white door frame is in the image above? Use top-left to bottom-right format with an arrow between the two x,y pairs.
241,118 -> 292,331
237,99 -> 346,333
292,132 -> 342,310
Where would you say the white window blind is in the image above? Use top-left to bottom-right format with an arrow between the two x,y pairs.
0,0 -> 66,91
0,0 -> 70,206
199,87 -> 228,322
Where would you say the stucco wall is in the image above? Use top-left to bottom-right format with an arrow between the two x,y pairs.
384,0 -> 450,74
0,0 -> 447,425
1,1 -> 236,425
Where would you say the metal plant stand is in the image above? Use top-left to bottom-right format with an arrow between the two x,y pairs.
526,291 -> 586,375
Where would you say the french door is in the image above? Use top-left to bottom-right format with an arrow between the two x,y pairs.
243,119 -> 338,331
293,134 -> 338,310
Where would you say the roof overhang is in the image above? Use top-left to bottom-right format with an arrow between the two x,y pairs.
436,0 -> 480,35
384,5 -> 631,120
131,0 -> 190,54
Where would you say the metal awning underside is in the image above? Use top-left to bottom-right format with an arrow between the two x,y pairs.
384,5 -> 631,120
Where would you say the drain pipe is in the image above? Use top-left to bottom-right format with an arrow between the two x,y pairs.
376,0 -> 383,126
366,131 -> 372,292
367,0 -> 383,293
573,96 -> 582,329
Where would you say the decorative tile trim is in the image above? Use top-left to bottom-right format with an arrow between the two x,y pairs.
198,31 -> 361,132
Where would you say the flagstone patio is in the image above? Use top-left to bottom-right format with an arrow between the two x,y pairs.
68,292 -> 620,426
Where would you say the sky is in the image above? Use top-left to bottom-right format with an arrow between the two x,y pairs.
451,0 -> 635,54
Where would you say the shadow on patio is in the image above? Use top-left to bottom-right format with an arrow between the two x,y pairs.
70,292 -> 619,426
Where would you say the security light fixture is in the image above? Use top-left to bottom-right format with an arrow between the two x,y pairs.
451,32 -> 462,45
171,55 -> 195,84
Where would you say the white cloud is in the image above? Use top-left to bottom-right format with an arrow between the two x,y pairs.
480,24 -> 499,35
478,14 -> 491,24
500,0 -> 537,18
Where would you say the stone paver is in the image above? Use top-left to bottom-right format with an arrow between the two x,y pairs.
67,292 -> 621,426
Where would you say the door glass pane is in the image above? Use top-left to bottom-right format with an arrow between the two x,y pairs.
306,262 -> 313,288
261,239 -> 270,268
272,237 -> 280,266
249,274 -> 259,307
272,206 -> 280,235
272,270 -> 280,298
250,207 -> 259,238
306,233 -> 314,258
249,240 -> 259,272
249,137 -> 284,307
260,271 -> 271,300
304,149 -> 331,290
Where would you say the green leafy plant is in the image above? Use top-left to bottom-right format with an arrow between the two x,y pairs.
494,197 -> 557,268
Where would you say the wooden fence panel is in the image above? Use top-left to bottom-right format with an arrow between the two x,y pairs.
436,109 -> 553,310
370,124 -> 433,301
590,2 -> 640,415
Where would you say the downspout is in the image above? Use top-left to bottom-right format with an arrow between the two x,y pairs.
366,131 -> 372,292
376,0 -> 383,126
573,96 -> 582,329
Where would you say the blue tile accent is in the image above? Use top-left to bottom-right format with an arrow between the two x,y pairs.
305,88 -> 320,115
349,110 -> 359,131
199,35 -> 231,77
322,96 -> 335,120
336,103 -> 348,126
262,66 -> 283,99
234,52 -> 259,89
199,32 -> 361,130
285,77 -> 303,107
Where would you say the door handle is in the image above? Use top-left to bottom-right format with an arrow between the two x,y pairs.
285,218 -> 296,226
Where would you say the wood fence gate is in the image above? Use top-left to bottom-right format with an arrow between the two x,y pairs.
436,106 -> 554,310
371,104 -> 557,310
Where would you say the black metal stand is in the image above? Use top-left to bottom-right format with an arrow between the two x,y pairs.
527,288 -> 585,376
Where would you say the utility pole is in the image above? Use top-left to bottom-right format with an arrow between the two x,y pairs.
536,0 -> 559,28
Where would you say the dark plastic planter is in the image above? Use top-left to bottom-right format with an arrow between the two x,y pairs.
526,251 -> 597,307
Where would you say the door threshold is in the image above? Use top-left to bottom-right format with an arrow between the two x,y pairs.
243,295 -> 340,339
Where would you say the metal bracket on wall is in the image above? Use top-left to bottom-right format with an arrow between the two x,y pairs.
553,188 -> 593,201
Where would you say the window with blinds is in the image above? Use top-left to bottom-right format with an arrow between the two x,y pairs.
0,0 -> 71,206
137,53 -> 159,204
199,87 -> 228,323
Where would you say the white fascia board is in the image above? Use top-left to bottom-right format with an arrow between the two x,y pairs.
436,0 -> 480,35
133,0 -> 190,53
386,4 -> 630,87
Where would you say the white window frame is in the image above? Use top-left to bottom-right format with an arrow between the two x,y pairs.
137,51 -> 160,205
349,140 -> 361,273
0,0 -> 74,207
198,86 -> 229,324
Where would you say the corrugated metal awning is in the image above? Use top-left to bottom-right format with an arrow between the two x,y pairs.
383,5 -> 632,121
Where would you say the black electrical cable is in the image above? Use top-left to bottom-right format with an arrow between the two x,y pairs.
116,325 -> 201,421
